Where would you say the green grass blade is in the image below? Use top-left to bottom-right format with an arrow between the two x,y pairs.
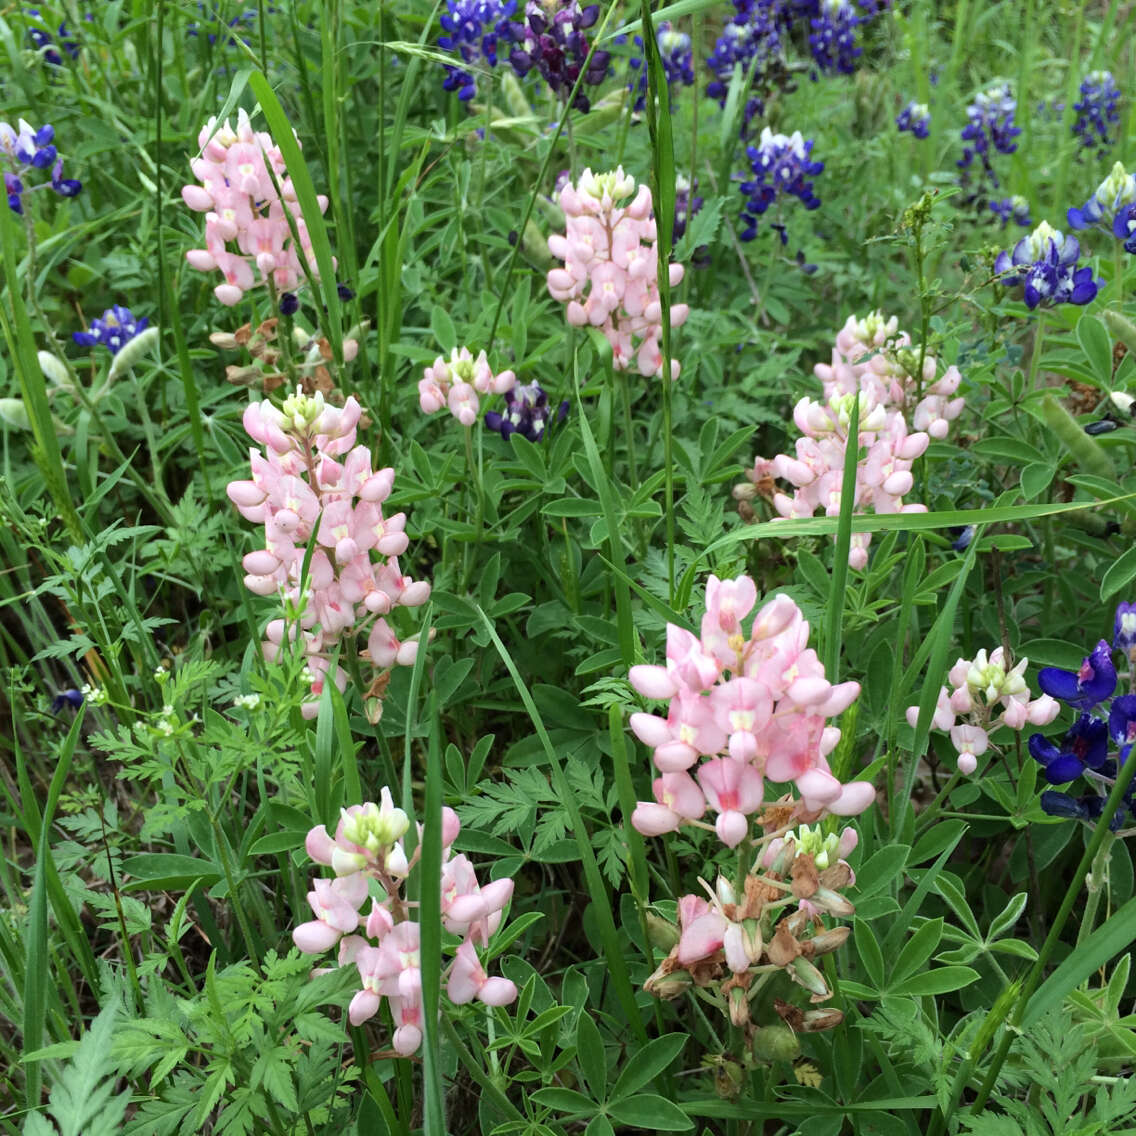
474,603 -> 648,1045
246,69 -> 342,363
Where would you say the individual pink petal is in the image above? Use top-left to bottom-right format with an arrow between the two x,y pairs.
293,920 -> 341,954
348,989 -> 381,1026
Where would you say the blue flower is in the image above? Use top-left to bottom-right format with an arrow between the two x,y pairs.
1040,790 -> 1127,830
0,119 -> 80,213
896,101 -> 930,139
989,195 -> 1031,228
1110,694 -> 1136,765
673,175 -> 703,242
1114,601 -> 1136,658
50,688 -> 83,714
808,0 -> 861,76
1073,71 -> 1120,157
994,221 -> 1100,309
485,381 -> 568,441
738,127 -> 823,242
627,22 -> 694,112
25,7 -> 80,67
509,1 -> 610,113
706,1 -> 783,137
1067,161 -> 1136,239
1029,714 -> 1109,782
1038,638 -> 1117,710
73,306 -> 149,355
438,0 -> 517,102
957,83 -> 1021,207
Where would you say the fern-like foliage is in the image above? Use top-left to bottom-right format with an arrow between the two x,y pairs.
23,997 -> 129,1136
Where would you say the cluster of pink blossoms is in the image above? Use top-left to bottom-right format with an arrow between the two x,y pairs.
182,108 -> 330,307
227,388 -> 429,718
908,647 -> 1059,774
419,347 -> 515,426
547,167 -> 689,379
737,311 -> 965,569
293,792 -> 517,1056
628,573 -> 874,848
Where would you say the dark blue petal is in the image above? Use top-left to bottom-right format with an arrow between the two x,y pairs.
1040,790 -> 1088,819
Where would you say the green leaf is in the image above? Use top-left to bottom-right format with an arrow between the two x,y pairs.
543,498 -> 604,518
853,844 -> 910,899
853,918 -> 884,990
987,939 -> 1038,961
575,1002 -> 607,1102
890,966 -> 980,997
931,874 -> 982,940
1020,462 -> 1054,500
120,853 -> 222,892
987,892 -> 1028,941
1076,312 -> 1113,385
529,1087 -> 597,1114
608,1094 -> 693,1130
890,919 -> 944,986
1101,544 -> 1136,603
611,1034 -> 686,1101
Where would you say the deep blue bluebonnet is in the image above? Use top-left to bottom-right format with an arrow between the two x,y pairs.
989,194 -> 1031,229
485,381 -> 568,441
895,100 -> 930,139
25,7 -> 80,66
1030,611 -> 1136,828
705,0 -> 785,138
626,22 -> 694,112
994,221 -> 1100,309
0,119 -> 81,213
808,0 -> 861,76
509,1 -> 610,113
50,688 -> 84,714
1073,71 -> 1120,157
1067,162 -> 1136,254
957,84 -> 1021,207
438,0 -> 517,102
739,127 -> 823,242
1116,602 -> 1136,659
73,307 -> 149,355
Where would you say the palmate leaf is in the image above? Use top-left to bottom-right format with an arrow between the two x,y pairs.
22,997 -> 130,1136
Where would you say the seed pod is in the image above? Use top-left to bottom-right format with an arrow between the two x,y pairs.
751,1024 -> 801,1063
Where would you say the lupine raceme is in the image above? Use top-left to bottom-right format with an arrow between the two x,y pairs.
628,574 -> 868,1043
227,387 -> 430,719
293,791 -> 517,1055
547,167 -> 688,378
182,108 -> 331,307
736,311 -> 964,568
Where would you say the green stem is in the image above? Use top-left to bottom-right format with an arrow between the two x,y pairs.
1027,310 -> 1047,399
461,425 -> 485,591
1076,832 -> 1115,947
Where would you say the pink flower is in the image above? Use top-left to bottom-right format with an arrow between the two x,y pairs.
182,109 -> 332,305
293,873 -> 369,953
447,941 -> 518,1006
697,758 -> 765,847
547,168 -> 689,378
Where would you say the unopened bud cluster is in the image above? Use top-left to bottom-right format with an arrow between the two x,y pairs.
294,791 -> 518,1056
227,388 -> 430,718
911,647 -> 1060,774
547,167 -> 689,378
419,346 -> 516,427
